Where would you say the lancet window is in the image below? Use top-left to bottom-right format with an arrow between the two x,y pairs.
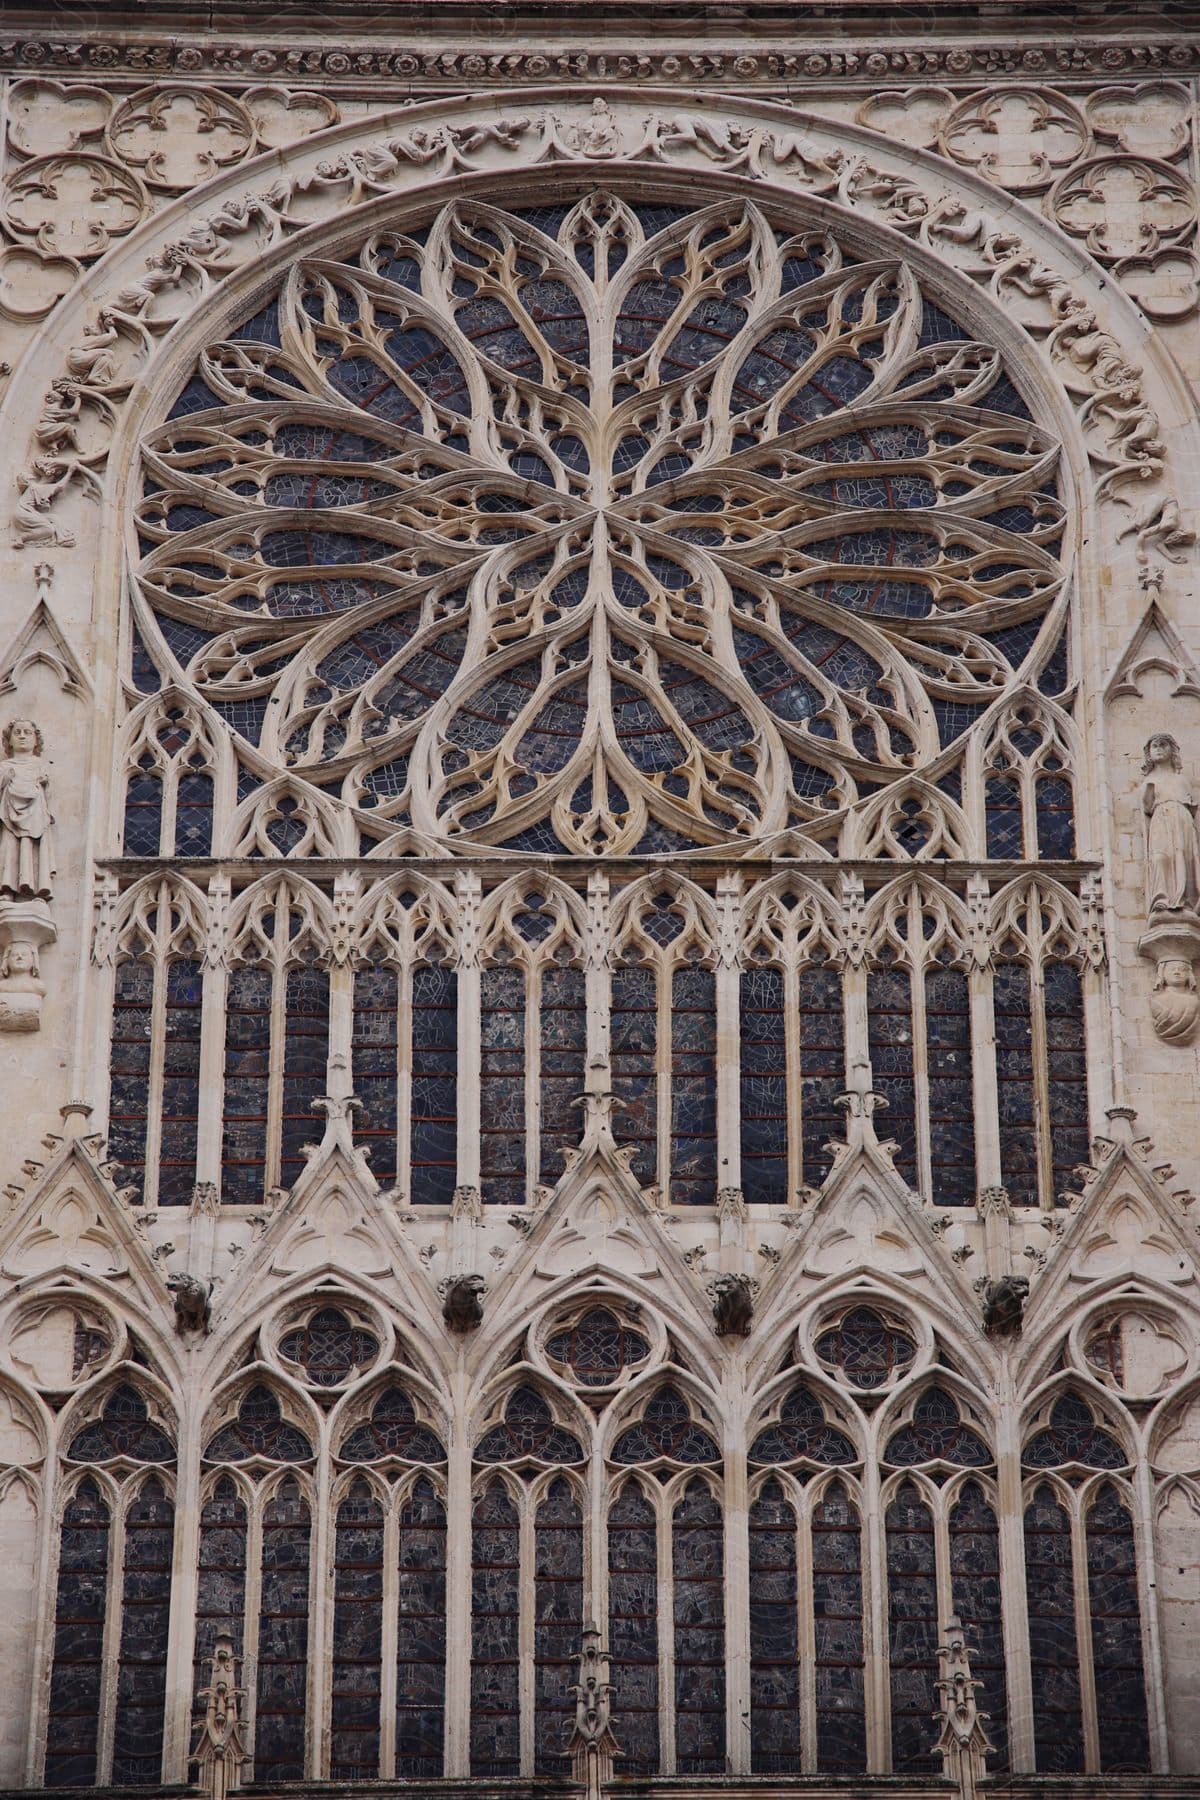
747,1383 -> 865,1773
45,1385 -> 177,1790
470,1387 -> 585,1775
1021,1391 -> 1149,1774
121,701 -> 219,859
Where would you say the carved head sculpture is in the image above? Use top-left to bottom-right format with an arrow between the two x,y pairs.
1143,733 -> 1183,774
3,719 -> 42,757
0,941 -> 40,979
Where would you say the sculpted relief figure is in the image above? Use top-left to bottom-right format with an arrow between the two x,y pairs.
0,717 -> 54,901
1142,733 -> 1200,917
1138,733 -> 1200,1045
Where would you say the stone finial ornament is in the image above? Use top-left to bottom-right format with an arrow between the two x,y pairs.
933,1614 -> 994,1800
566,1621 -> 620,1799
1138,733 -> 1200,1043
191,1636 -> 248,1800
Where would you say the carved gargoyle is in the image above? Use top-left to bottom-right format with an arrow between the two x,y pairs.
711,1273 -> 755,1337
981,1275 -> 1029,1338
168,1272 -> 212,1335
442,1273 -> 486,1333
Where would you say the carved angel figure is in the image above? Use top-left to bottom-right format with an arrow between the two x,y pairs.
1142,733 -> 1200,916
0,719 -> 54,899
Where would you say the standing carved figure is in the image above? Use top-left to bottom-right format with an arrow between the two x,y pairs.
0,719 -> 54,899
1142,734 -> 1200,916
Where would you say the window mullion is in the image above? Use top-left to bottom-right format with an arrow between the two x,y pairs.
526,957 -> 541,1203
379,1496 -> 400,1777
659,1488 -> 676,1775
243,1492 -> 265,1776
95,1480 -> 126,1786
1028,943 -> 1054,1209
909,937 -> 932,1202
785,955 -> 803,1204
264,945 -> 288,1195
396,957 -> 412,1199
518,1489 -> 536,1774
1072,1494 -> 1101,1773
657,958 -> 672,1202
797,1485 -> 817,1775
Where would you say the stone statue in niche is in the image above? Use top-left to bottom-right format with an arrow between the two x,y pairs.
1142,734 -> 1200,916
1137,733 -> 1200,1045
0,718 -> 54,900
0,717 -> 57,1032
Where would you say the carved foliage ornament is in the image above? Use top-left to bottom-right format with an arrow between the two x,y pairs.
133,191 -> 1065,861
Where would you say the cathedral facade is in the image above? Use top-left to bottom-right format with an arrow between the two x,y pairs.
0,2 -> 1198,1793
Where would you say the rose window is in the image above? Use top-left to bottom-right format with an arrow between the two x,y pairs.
136,191 -> 1065,856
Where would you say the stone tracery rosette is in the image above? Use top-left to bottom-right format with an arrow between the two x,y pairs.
132,189 -> 1067,861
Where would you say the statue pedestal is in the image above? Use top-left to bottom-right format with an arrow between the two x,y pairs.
1138,912 -> 1200,1046
0,898 -> 55,1033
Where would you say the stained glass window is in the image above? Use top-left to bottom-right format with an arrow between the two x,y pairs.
868,961 -> 917,1186
884,1388 -> 992,1468
611,1387 -> 720,1466
815,1306 -> 916,1390
611,961 -> 657,1185
470,1482 -> 520,1777
886,1481 -> 938,1773
107,956 -> 201,1205
949,1481 -> 1008,1767
672,1480 -> 725,1774
1086,1484 -> 1149,1771
749,1384 -> 857,1467
45,1482 -> 110,1788
396,1478 -> 447,1778
330,1480 -> 385,1779
254,1478 -> 311,1782
411,963 -> 457,1203
112,1479 -> 174,1785
545,1308 -> 650,1387
740,965 -> 787,1202
607,1483 -> 659,1775
1024,1484 -> 1084,1771
798,961 -> 845,1188
1022,1394 -> 1126,1470
812,1481 -> 867,1772
749,1480 -> 801,1772
480,963 -> 525,1207
193,1478 -> 247,1701
340,1388 -> 446,1464
279,1307 -> 379,1387
671,963 -> 717,1204
221,964 -> 273,1204
534,1479 -> 583,1774
204,1386 -> 312,1465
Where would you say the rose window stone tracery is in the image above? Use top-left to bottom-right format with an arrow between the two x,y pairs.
135,190 -> 1066,857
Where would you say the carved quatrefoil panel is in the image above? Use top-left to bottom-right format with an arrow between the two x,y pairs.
134,191 -> 1066,858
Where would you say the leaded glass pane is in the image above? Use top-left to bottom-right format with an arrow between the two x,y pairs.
330,1481 -> 384,1780
1086,1484 -> 1150,1772
813,1481 -> 867,1772
112,1479 -> 174,1785
673,1480 -> 725,1775
470,1482 -> 520,1776
740,965 -> 787,1204
45,1482 -> 110,1789
608,1483 -> 659,1776
949,1481 -> 1008,1768
886,1481 -> 938,1772
480,964 -> 526,1207
749,1479 -> 800,1772
1024,1484 -> 1084,1772
397,1478 -> 447,1778
534,1479 -> 583,1774
254,1479 -> 311,1782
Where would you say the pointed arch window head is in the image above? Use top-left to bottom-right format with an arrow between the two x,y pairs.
814,1305 -> 917,1390
67,1384 -> 174,1464
339,1387 -> 446,1464
1022,1392 -> 1128,1470
611,1385 -> 720,1466
475,1385 -> 584,1465
884,1386 -> 992,1468
203,1385 -> 313,1464
136,193 -> 1064,861
278,1306 -> 380,1387
545,1307 -> 650,1387
749,1384 -> 857,1466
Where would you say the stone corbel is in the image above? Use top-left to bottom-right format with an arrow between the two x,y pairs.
0,896 -> 54,1032
1138,914 -> 1200,1045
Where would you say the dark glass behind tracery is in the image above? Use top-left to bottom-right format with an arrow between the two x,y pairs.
193,1477 -> 247,1703
611,961 -> 657,1185
749,1479 -> 801,1773
480,963 -> 525,1207
798,960 -> 845,1187
813,1480 -> 867,1772
205,1385 -> 312,1464
534,1479 -> 584,1774
740,965 -> 787,1203
608,1483 -> 660,1775
254,1478 -> 311,1783
750,1383 -> 857,1467
112,1479 -> 174,1784
949,1481 -> 1008,1768
868,961 -> 917,1188
330,1480 -> 384,1779
45,1481 -> 110,1788
546,1307 -> 650,1387
470,1482 -> 520,1776
396,1478 -> 447,1777
280,1306 -> 379,1387
539,964 -> 587,1186
1024,1483 -> 1084,1772
671,963 -> 717,1204
815,1306 -> 916,1390
672,1480 -> 725,1774
1087,1484 -> 1149,1771
611,1386 -> 720,1466
411,962 -> 457,1202
886,1480 -> 938,1773
885,1388 -> 992,1468
925,962 -> 975,1204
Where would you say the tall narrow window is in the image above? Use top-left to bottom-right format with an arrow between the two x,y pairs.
112,1479 -> 174,1784
607,1483 -> 659,1775
740,966 -> 787,1203
538,965 -> 587,1187
949,1481 -> 1008,1767
672,1479 -> 725,1773
194,1478 -> 247,1700
108,959 -> 154,1195
480,964 -> 525,1206
748,1479 -> 800,1772
886,1481 -> 938,1772
396,1478 -> 447,1777
1044,959 -> 1089,1200
351,964 -> 399,1189
534,1479 -> 583,1774
994,954 -> 1088,1207
1023,1484 -> 1083,1771
330,1480 -> 384,1780
279,964 -> 330,1191
255,1478 -> 311,1783
798,960 -> 845,1188
45,1482 -> 110,1788
470,1482 -> 520,1775
867,960 -> 917,1186
222,965 -> 273,1204
1086,1484 -> 1149,1771
411,963 -> 457,1203
812,1480 -> 867,1772
108,951 -> 202,1205
925,962 -> 975,1205
671,964 -> 717,1204
611,962 -> 657,1185
993,960 -> 1038,1206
